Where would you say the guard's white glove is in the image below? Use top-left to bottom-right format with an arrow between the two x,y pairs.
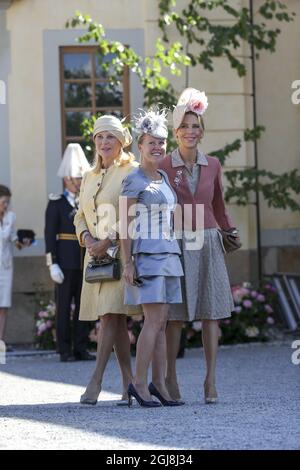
49,264 -> 64,284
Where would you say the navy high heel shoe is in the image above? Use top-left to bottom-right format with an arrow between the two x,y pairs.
148,382 -> 184,406
127,383 -> 162,408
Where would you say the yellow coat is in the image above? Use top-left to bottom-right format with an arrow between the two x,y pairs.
74,160 -> 140,321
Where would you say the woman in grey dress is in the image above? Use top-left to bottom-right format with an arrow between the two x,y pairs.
159,88 -> 240,404
121,109 -> 184,407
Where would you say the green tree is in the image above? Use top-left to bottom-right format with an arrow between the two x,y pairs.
66,1 -> 300,210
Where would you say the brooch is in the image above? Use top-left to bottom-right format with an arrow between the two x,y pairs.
174,169 -> 183,187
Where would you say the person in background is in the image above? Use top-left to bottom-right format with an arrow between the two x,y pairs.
45,143 -> 95,362
159,88 -> 239,404
0,185 -> 30,350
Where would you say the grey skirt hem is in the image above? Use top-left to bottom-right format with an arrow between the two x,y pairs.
125,275 -> 182,305
168,305 -> 232,322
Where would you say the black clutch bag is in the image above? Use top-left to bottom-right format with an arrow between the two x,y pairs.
218,229 -> 242,253
17,229 -> 36,245
85,256 -> 121,283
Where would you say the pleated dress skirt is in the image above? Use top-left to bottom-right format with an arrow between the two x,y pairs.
124,252 -> 183,305
168,228 -> 234,321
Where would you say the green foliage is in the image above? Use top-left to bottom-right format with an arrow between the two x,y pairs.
80,115 -> 97,162
65,3 -> 300,212
66,12 -> 189,109
158,0 -> 295,76
225,168 -> 300,210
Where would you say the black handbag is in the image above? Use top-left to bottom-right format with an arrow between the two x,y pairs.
17,229 -> 35,245
85,253 -> 121,284
218,229 -> 242,253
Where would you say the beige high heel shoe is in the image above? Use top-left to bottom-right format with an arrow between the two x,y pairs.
204,382 -> 218,404
80,382 -> 101,405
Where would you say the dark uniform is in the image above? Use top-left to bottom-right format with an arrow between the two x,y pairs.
45,191 -> 90,360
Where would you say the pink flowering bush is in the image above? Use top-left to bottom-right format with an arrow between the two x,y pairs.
126,281 -> 280,351
35,300 -> 56,350
219,282 -> 279,344
180,282 -> 279,347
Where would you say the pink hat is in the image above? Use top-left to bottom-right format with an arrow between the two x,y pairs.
172,88 -> 208,129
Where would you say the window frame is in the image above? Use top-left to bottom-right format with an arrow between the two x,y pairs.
59,45 -> 130,152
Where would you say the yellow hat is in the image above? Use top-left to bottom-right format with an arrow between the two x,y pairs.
93,115 -> 132,148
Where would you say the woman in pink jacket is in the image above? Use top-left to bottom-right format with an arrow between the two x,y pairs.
159,88 -> 240,404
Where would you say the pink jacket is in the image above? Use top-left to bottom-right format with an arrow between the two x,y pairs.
159,152 -> 234,231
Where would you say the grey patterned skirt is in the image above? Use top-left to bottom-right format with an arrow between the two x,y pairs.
168,228 -> 234,321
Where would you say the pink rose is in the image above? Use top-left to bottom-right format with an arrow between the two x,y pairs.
241,288 -> 250,296
267,316 -> 275,325
265,305 -> 274,314
189,100 -> 205,114
187,91 -> 208,115
257,294 -> 266,302
265,284 -> 276,293
232,289 -> 244,304
243,300 -> 253,309
38,323 -> 47,334
251,291 -> 258,298
234,306 -> 242,313
38,311 -> 48,318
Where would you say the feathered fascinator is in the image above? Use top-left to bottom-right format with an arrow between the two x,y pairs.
173,88 -> 208,129
133,108 -> 168,140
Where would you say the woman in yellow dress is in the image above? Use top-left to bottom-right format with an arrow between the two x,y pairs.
74,115 -> 139,405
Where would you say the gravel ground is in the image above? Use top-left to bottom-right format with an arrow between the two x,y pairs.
0,342 -> 299,450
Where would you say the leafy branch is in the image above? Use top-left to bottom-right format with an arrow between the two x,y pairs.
158,0 -> 295,76
65,8 -> 300,211
66,11 -> 189,108
224,168 -> 300,210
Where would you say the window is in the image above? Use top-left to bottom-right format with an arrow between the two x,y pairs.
60,46 -> 130,160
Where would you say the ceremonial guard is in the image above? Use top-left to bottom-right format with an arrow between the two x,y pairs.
45,143 -> 95,362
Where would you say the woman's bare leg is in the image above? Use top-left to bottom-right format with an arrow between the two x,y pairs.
133,303 -> 168,401
0,308 -> 8,341
113,316 -> 133,400
81,313 -> 122,401
151,319 -> 173,401
202,319 -> 219,400
165,320 -> 184,400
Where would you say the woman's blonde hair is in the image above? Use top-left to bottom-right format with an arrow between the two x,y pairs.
184,111 -> 205,131
92,149 -> 136,173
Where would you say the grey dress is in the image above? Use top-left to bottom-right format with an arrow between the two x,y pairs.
121,167 -> 183,305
